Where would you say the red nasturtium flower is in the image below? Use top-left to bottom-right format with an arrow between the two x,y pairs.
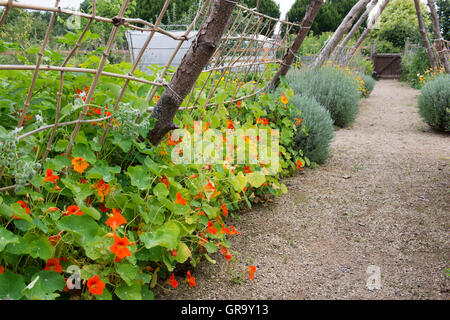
226,119 -> 235,129
221,203 -> 228,217
237,101 -> 242,108
80,178 -> 88,184
110,235 -> 133,260
48,231 -> 64,246
0,266 -> 5,274
186,271 -> 196,287
229,225 -> 239,235
93,179 -> 110,203
220,246 -> 232,261
220,223 -> 231,235
295,117 -> 302,125
256,118 -> 269,125
244,166 -> 252,174
169,248 -> 177,257
160,176 -> 169,189
175,192 -> 187,206
42,168 -> 59,188
44,258 -> 63,274
207,221 -> 218,235
296,160 -> 304,171
99,203 -> 109,213
168,274 -> 178,289
12,200 -> 30,220
248,266 -> 256,279
87,275 -> 105,295
105,209 -> 127,232
72,157 -> 88,174
65,205 -> 83,216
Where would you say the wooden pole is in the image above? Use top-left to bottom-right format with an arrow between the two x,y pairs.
269,0 -> 324,90
347,0 -> 390,61
414,0 -> 437,69
146,0 -> 238,145
332,0 -> 378,62
427,0 -> 449,72
312,0 -> 371,68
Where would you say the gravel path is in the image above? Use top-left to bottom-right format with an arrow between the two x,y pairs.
157,80 -> 450,300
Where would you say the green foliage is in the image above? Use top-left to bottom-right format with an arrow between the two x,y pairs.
0,44 -> 306,299
287,0 -> 359,35
418,74 -> 450,132
349,54 -> 374,76
241,0 -> 281,19
401,48 -> 432,88
286,67 -> 360,128
436,0 -> 450,40
358,73 -> 376,98
132,0 -> 280,28
372,0 -> 430,52
290,95 -> 334,164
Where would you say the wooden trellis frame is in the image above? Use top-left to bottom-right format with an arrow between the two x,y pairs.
0,0 -> 306,191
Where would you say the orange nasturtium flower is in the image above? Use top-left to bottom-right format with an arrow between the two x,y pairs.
248,266 -> 256,280
281,93 -> 288,105
160,176 -> 170,189
175,192 -> 187,206
296,160 -> 304,171
48,231 -> 64,246
226,119 -> 235,129
87,275 -> 105,295
220,246 -> 232,261
186,270 -> 196,287
65,205 -> 83,216
221,203 -> 228,217
93,179 -> 110,203
256,118 -> 269,125
42,168 -> 59,188
110,235 -> 133,260
71,157 -> 88,174
229,225 -> 239,235
0,266 -> 4,274
237,101 -> 242,108
105,209 -> 127,232
168,274 -> 178,289
12,200 -> 30,220
44,258 -> 63,274
295,117 -> 302,126
207,221 -> 218,235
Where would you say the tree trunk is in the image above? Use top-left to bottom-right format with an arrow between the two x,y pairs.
427,0 -> 449,72
347,0 -> 390,61
312,0 -> 371,68
332,0 -> 378,62
146,0 -> 237,145
268,0 -> 324,90
414,0 -> 437,69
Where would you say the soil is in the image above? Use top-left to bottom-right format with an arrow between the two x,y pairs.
155,80 -> 450,300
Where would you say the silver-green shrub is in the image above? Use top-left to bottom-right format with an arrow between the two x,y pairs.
287,67 -> 360,128
418,74 -> 450,132
291,95 -> 335,164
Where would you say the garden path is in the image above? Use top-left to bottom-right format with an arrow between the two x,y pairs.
157,80 -> 449,300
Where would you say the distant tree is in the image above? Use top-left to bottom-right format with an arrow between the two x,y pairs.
241,0 -> 281,19
436,0 -> 450,40
287,0 -> 358,35
131,0 -> 280,28
372,0 -> 431,52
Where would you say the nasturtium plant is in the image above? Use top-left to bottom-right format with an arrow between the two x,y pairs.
0,33 -> 308,300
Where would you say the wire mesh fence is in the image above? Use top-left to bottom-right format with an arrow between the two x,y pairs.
0,0 -> 302,191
